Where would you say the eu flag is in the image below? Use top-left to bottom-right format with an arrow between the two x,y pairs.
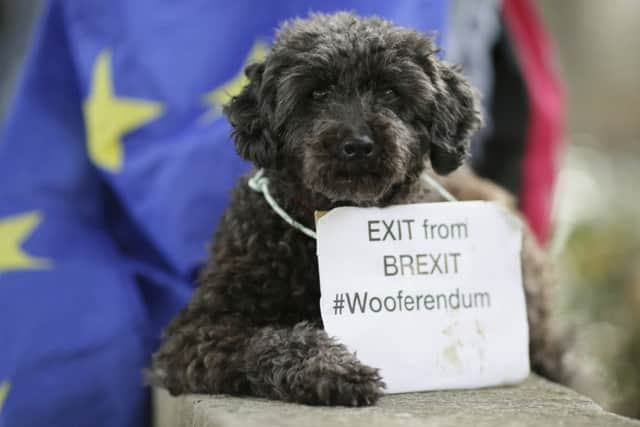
0,1 -> 446,425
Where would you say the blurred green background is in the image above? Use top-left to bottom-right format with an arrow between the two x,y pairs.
540,1 -> 640,418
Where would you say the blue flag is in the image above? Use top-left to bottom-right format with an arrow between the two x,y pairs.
0,1 -> 447,425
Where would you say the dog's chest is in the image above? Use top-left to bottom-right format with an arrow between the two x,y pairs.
287,233 -> 322,318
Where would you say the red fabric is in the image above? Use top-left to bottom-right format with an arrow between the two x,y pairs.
502,0 -> 565,244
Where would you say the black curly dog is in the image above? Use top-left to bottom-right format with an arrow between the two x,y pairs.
152,12 -> 563,406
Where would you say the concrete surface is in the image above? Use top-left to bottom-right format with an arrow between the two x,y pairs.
153,375 -> 640,427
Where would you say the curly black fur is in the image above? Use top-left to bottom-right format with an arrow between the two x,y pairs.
151,12 -> 562,406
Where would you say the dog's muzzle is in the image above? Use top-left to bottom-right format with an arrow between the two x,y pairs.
339,135 -> 378,161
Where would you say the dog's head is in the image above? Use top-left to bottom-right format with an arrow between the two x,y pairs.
224,12 -> 482,204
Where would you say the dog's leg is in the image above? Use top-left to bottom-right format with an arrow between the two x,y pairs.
521,229 -> 566,382
152,316 -> 384,406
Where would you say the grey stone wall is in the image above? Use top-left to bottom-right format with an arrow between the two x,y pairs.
153,375 -> 640,427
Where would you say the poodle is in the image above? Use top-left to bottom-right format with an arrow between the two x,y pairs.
151,12 -> 563,406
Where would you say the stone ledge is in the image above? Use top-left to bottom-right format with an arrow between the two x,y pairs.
153,375 -> 640,427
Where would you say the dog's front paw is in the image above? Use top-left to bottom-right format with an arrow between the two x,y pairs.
295,351 -> 385,406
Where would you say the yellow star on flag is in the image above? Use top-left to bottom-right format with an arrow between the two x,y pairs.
83,51 -> 163,172
0,381 -> 9,413
0,211 -> 51,273
201,41 -> 269,122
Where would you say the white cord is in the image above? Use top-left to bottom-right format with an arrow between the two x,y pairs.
248,169 -> 318,239
248,169 -> 457,239
421,173 -> 458,202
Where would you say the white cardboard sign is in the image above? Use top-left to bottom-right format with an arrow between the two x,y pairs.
316,201 -> 530,393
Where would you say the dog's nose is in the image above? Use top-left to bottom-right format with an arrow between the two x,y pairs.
341,135 -> 375,160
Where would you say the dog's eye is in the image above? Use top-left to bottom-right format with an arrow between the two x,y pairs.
383,88 -> 396,97
312,89 -> 330,99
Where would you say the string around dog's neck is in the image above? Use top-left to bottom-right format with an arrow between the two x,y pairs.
248,169 -> 318,239
248,168 -> 458,240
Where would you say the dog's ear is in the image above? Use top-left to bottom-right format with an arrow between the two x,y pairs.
223,62 -> 276,168
423,60 -> 482,175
